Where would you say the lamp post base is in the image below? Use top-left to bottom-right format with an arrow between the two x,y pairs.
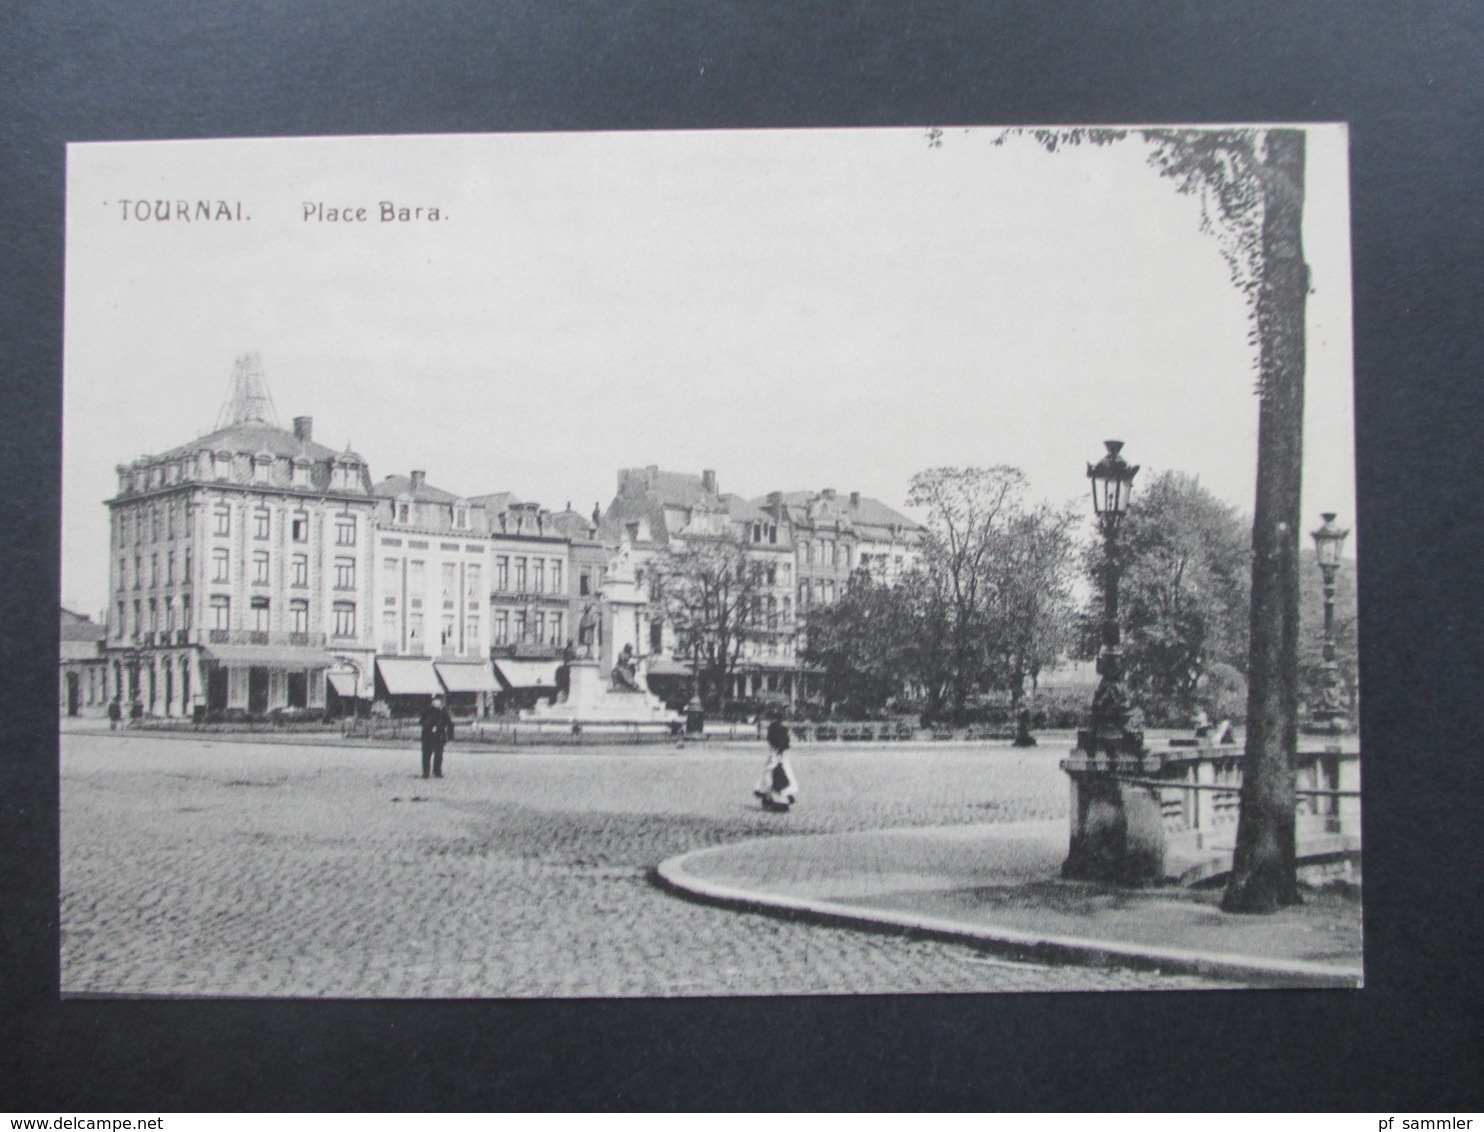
1060,729 -> 1166,886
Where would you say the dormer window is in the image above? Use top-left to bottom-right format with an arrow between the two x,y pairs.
292,461 -> 310,488
453,506 -> 469,530
396,500 -> 411,525
253,455 -> 272,483
215,452 -> 233,480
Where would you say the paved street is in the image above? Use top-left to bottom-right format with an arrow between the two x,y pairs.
61,731 -> 1219,997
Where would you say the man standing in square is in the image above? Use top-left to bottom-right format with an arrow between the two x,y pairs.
420,694 -> 454,779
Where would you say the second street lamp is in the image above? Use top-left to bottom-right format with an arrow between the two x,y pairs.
1309,512 -> 1351,732
1086,439 -> 1140,753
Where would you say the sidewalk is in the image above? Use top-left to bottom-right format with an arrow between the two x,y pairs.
654,820 -> 1363,988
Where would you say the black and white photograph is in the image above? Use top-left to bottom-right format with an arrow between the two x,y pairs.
56,123 -> 1363,1000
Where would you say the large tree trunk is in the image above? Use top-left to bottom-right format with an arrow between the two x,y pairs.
1223,130 -> 1308,913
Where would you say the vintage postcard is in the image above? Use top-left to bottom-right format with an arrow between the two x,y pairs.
60,125 -> 1359,998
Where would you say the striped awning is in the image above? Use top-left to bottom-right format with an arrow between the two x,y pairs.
435,661 -> 500,694
492,659 -> 561,689
326,671 -> 368,698
375,657 -> 443,696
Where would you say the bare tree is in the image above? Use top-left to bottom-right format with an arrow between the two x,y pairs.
907,466 -> 1026,719
652,532 -> 765,711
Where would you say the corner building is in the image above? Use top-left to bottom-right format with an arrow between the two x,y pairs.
104,413 -> 376,717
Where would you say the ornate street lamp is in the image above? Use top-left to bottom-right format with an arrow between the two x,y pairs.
1085,440 -> 1141,755
1062,439 -> 1162,885
1309,512 -> 1351,731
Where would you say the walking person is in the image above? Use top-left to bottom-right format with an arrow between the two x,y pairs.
420,693 -> 455,779
753,715 -> 799,812
107,698 -> 122,730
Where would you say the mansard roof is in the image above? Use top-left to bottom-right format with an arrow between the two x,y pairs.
158,422 -> 362,466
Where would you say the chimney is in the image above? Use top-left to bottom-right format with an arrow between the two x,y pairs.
411,470 -> 426,490
821,487 -> 836,500
850,491 -> 860,509
646,464 -> 659,487
293,416 -> 313,441
702,469 -> 717,495
767,490 -> 782,508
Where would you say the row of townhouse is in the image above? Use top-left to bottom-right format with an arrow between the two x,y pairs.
597,465 -> 926,704
95,364 -> 924,720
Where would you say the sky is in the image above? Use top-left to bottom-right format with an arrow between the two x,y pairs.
62,125 -> 1355,615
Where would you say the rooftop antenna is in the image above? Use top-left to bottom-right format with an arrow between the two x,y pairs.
215,351 -> 280,430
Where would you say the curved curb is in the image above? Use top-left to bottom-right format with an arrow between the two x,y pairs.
653,840 -> 1363,990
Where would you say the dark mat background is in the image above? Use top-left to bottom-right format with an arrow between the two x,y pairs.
2,0 -> 1480,1111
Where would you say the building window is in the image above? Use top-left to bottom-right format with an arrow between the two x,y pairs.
253,551 -> 270,585
381,610 -> 398,650
166,552 -> 175,586
534,611 -> 546,643
116,602 -> 125,637
768,524 -> 777,544
251,596 -> 270,631
150,507 -> 160,542
132,600 -> 141,638
292,463 -> 310,488
532,559 -> 544,594
466,616 -> 480,646
117,557 -> 126,591
181,596 -> 191,630
579,568 -> 591,596
407,611 -> 423,651
396,501 -> 410,525
253,458 -> 271,483
513,611 -> 526,641
132,555 -> 142,589
453,506 -> 468,530
442,562 -> 457,610
167,504 -> 176,539
183,547 -> 192,580
292,554 -> 309,588
210,595 -> 230,630
147,598 -> 157,632
253,509 -> 270,540
549,612 -> 563,646
332,601 -> 356,638
514,558 -> 527,592
550,560 -> 562,594
334,557 -> 356,590
214,506 -> 231,536
212,548 -> 229,583
335,516 -> 356,546
494,610 -> 508,644
408,560 -> 424,608
291,514 -> 309,542
290,599 -> 308,634
496,556 -> 509,590
441,614 -> 456,650
465,564 -> 482,605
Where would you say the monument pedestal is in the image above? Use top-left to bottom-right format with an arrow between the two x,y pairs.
527,659 -> 682,725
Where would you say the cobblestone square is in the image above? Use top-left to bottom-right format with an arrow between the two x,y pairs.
61,731 -> 1219,997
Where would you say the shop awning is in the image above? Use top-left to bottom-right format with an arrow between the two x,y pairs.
375,657 -> 443,696
204,645 -> 337,668
435,661 -> 500,694
327,671 -> 369,698
492,659 -> 561,689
